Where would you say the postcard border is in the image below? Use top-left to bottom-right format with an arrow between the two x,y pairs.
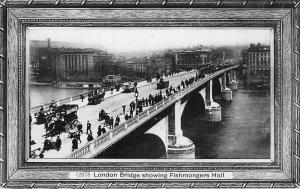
0,2 -> 299,188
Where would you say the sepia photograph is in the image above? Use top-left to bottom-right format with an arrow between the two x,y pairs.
28,27 -> 272,160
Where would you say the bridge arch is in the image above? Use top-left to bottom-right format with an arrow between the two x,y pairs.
181,92 -> 206,123
212,78 -> 222,99
138,133 -> 167,158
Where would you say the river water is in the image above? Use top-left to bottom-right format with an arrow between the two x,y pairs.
30,85 -> 89,107
182,87 -> 270,159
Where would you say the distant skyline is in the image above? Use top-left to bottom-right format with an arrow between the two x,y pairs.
28,27 -> 272,53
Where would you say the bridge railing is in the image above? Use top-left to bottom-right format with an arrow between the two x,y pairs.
30,90 -> 93,113
67,65 -> 238,158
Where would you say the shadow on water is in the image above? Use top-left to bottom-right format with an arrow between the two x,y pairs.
182,88 -> 270,159
96,110 -> 169,159
97,133 -> 166,159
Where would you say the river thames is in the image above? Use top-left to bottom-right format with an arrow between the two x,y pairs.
182,87 -> 270,159
30,85 -> 89,107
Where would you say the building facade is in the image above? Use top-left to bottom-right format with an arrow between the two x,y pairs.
30,40 -> 113,83
242,43 -> 270,85
174,49 -> 212,71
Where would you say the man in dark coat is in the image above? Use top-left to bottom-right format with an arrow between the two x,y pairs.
55,136 -> 62,151
77,123 -> 83,134
122,105 -> 126,114
86,121 -> 92,134
76,133 -> 81,143
43,138 -> 51,151
124,114 -> 129,121
39,151 -> 44,158
87,133 -> 94,142
111,87 -> 114,95
72,138 -> 78,151
101,127 -> 106,134
97,125 -> 102,137
115,115 -> 120,126
80,93 -> 84,102
130,109 -> 133,117
110,117 -> 114,129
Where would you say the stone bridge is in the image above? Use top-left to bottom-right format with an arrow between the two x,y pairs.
68,65 -> 238,159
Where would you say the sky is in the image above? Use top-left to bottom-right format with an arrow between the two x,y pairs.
28,27 -> 272,53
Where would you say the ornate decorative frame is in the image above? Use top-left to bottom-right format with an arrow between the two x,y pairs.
0,0 -> 299,188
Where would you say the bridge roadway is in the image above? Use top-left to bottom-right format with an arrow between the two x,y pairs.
30,71 -> 197,158
68,65 -> 238,159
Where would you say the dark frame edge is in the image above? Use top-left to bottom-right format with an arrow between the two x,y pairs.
1,0 -> 298,8
292,4 -> 300,187
0,3 -> 7,189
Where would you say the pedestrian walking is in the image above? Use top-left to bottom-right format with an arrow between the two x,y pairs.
130,101 -> 135,111
130,109 -> 133,117
77,123 -> 83,134
122,105 -> 126,114
80,93 -> 84,102
110,117 -> 114,129
39,151 -> 44,158
111,87 -> 114,95
55,136 -> 62,151
124,114 -> 129,121
76,133 -> 82,143
87,133 -> 94,142
115,115 -> 120,126
101,127 -> 106,134
86,120 -> 92,134
97,125 -> 102,137
72,138 -> 78,152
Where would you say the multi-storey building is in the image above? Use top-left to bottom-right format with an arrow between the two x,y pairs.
148,55 -> 165,76
57,48 -> 112,81
29,39 -> 59,82
133,62 -> 146,78
30,40 -> 113,82
174,48 -> 212,71
242,43 -> 270,85
120,61 -> 135,80
164,51 -> 176,74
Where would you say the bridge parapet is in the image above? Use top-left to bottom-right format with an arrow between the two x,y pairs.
67,65 -> 238,158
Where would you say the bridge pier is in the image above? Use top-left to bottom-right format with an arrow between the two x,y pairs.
203,101 -> 222,122
167,100 -> 195,159
229,70 -> 238,90
167,136 -> 195,159
221,73 -> 232,101
229,81 -> 238,90
221,87 -> 232,101
202,80 -> 222,122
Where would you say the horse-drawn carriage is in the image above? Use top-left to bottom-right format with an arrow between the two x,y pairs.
122,82 -> 135,93
43,104 -> 79,137
35,109 -> 56,125
68,120 -> 83,139
88,92 -> 105,105
43,138 -> 57,151
99,110 -> 109,121
157,78 -> 169,89
56,104 -> 78,122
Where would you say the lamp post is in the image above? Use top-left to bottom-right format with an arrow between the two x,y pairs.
135,89 -> 139,115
